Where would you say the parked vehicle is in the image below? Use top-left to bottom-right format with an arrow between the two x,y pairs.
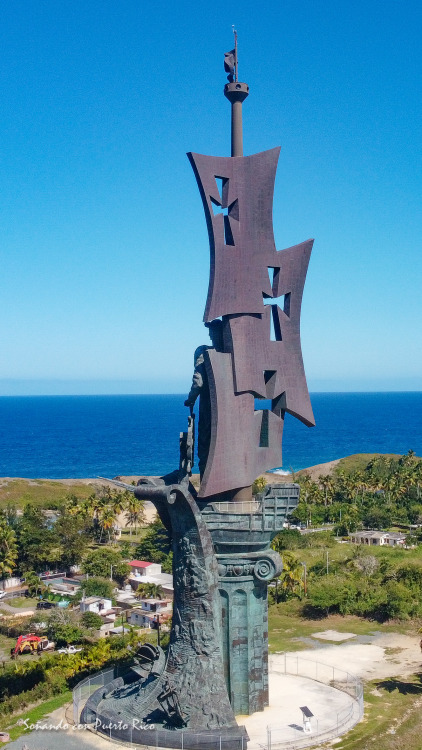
58,645 -> 83,654
36,600 -> 57,610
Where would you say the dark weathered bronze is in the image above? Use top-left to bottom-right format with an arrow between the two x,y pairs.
85,40 -> 314,748
188,146 -> 314,499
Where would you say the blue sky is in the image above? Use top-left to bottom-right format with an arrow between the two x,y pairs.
1,0 -> 421,395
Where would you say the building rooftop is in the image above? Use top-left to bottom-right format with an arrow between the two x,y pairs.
352,530 -> 406,539
129,560 -> 153,568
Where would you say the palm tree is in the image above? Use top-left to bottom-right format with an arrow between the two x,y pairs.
125,497 -> 145,536
135,582 -> 164,600
0,520 -> 18,577
24,570 -> 45,597
99,507 -> 117,542
110,490 -> 127,517
319,475 -> 334,507
274,552 -> 304,602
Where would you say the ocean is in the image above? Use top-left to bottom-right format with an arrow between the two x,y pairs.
0,392 -> 421,478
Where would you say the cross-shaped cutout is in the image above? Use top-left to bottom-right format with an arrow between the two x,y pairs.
211,201 -> 230,218
263,294 -> 288,310
263,293 -> 291,341
210,176 -> 238,246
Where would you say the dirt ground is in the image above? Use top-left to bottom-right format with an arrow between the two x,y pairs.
281,630 -> 422,682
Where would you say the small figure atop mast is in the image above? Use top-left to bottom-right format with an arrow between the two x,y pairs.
224,27 -> 249,157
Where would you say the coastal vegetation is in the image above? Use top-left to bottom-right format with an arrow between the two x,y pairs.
0,485 -> 145,577
270,531 -> 422,621
288,450 -> 422,532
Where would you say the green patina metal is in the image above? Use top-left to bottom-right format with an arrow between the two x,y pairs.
200,483 -> 299,715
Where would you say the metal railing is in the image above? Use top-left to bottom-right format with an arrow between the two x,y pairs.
212,501 -> 262,514
72,666 -> 124,724
266,654 -> 364,749
72,657 -> 363,750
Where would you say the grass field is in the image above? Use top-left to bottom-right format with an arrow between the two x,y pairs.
0,478 -> 98,509
332,453 -> 408,476
2,596 -> 38,609
3,690 -> 73,741
329,674 -> 422,750
268,599 -> 415,653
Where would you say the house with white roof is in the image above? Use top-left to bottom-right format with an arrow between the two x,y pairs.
350,530 -> 407,547
128,560 -> 174,598
79,596 -> 113,615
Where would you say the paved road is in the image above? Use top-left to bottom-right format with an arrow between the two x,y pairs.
0,602 -> 35,615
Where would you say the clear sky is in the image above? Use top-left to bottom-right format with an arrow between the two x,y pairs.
1,0 -> 421,395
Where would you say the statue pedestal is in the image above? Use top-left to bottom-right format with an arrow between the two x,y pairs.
200,483 -> 299,715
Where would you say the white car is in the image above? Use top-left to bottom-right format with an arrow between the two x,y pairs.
58,645 -> 83,654
0,592 -> 7,600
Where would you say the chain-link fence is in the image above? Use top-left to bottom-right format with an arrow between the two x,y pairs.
266,654 -> 364,749
73,666 -> 126,725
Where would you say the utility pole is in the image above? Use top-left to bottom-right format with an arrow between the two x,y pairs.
156,614 -> 161,648
300,562 -> 307,596
326,550 -> 329,575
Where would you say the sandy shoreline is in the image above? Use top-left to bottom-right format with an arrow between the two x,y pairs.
0,457 -> 344,487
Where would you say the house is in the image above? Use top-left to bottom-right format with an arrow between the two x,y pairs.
350,530 -> 407,547
128,560 -> 174,599
128,560 -> 162,577
79,596 -> 113,615
128,599 -> 172,629
48,578 -> 82,596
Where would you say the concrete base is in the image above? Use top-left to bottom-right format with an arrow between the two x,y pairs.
238,673 -> 356,749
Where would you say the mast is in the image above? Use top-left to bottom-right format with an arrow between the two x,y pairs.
224,28 -> 249,157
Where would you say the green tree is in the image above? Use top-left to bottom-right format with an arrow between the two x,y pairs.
252,476 -> 267,495
0,515 -> 18,576
273,552 -> 304,602
271,529 -> 303,552
54,512 -> 91,568
362,505 -> 393,530
75,577 -> 115,602
135,518 -> 172,570
83,548 -> 121,578
307,575 -> 345,616
379,581 -> 416,620
16,504 -> 62,572
119,540 -> 134,558
81,611 -> 104,630
24,570 -> 46,597
47,610 -> 84,646
82,548 -> 130,586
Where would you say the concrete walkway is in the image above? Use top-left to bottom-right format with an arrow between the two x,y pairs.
238,670 -> 357,749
